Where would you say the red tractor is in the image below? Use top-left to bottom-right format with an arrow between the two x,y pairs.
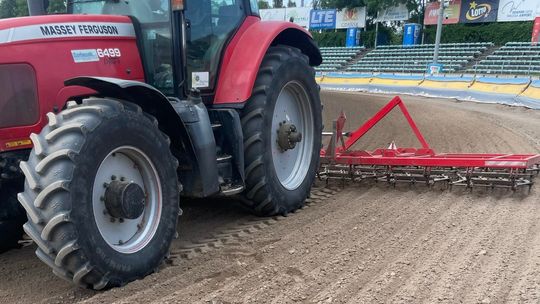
0,0 -> 322,289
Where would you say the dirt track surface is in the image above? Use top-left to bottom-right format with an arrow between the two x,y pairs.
1,92 -> 540,304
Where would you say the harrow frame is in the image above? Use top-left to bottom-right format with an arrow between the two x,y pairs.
319,96 -> 540,189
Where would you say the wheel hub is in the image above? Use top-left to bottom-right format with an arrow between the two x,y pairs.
277,121 -> 303,152
104,181 -> 146,220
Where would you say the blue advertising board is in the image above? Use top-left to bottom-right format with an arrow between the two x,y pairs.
346,28 -> 359,47
309,9 -> 337,29
403,23 -> 421,46
427,63 -> 444,74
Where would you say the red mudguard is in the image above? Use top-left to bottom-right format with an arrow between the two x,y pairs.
214,16 -> 320,105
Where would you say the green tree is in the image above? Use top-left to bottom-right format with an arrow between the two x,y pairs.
47,0 -> 66,14
258,0 -> 270,9
273,0 -> 284,8
320,0 -> 419,17
287,0 -> 296,7
0,0 -> 28,18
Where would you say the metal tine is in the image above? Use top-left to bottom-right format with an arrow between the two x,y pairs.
319,164 -> 537,191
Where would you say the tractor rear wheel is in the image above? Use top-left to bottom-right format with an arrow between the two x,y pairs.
0,180 -> 25,253
18,98 -> 180,289
240,46 -> 322,216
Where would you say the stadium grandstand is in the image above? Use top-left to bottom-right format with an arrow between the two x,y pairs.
317,46 -> 366,72
315,42 -> 540,76
346,43 -> 493,73
469,42 -> 540,75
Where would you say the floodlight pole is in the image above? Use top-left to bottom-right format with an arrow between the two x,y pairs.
433,0 -> 445,63
374,12 -> 379,48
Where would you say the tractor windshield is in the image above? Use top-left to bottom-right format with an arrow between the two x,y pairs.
69,0 -> 246,95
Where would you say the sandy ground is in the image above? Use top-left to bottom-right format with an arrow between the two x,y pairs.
1,91 -> 540,304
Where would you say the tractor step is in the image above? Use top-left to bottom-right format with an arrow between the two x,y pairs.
319,96 -> 540,192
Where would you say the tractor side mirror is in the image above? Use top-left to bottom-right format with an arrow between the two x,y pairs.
27,0 -> 49,16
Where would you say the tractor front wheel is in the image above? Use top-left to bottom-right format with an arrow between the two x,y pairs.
18,98 -> 180,289
241,46 -> 322,216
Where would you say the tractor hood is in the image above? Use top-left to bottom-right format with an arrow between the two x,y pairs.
0,14 -> 145,152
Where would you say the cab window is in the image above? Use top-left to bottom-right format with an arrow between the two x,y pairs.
185,0 -> 245,90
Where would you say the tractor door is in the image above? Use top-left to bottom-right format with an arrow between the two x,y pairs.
184,0 -> 246,92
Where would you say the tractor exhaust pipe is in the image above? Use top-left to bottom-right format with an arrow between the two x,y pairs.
27,0 -> 48,16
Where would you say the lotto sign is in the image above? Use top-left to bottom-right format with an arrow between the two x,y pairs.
309,9 -> 336,29
459,0 -> 499,23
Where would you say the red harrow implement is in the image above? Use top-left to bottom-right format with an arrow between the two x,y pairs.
319,96 -> 540,190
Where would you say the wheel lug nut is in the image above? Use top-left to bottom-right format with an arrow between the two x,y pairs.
118,240 -> 124,245
103,182 -> 109,188
119,218 -> 124,223
110,217 -> 116,223
120,177 -> 126,181
111,175 -> 117,180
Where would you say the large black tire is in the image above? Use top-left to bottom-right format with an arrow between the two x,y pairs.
0,180 -> 25,253
240,46 -> 322,216
18,98 -> 180,289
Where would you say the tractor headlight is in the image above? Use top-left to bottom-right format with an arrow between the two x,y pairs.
0,64 -> 39,128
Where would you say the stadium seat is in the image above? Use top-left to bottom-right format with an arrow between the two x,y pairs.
470,42 -> 540,75
342,43 -> 490,74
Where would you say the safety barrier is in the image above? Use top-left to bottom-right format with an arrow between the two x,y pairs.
320,73 -> 372,90
317,73 -> 540,109
369,74 -> 424,94
416,75 -> 474,99
465,77 -> 531,105
515,80 -> 540,109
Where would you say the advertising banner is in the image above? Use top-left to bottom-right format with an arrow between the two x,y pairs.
285,7 -> 311,27
498,0 -> 538,22
424,0 -> 462,25
533,17 -> 540,44
336,7 -> 367,29
309,9 -> 337,29
346,28 -> 358,47
403,23 -> 421,46
260,8 -> 286,21
376,4 -> 409,22
460,0 -> 499,23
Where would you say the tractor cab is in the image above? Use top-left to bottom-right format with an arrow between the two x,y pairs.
64,0 -> 256,97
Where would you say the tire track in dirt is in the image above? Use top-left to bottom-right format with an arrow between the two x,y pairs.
343,194 -> 497,303
458,196 -> 540,304
178,188 -> 427,303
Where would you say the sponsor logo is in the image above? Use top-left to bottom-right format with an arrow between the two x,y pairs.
466,1 -> 492,20
342,8 -> 358,21
72,48 -> 122,63
71,49 -> 99,63
40,24 -> 120,37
